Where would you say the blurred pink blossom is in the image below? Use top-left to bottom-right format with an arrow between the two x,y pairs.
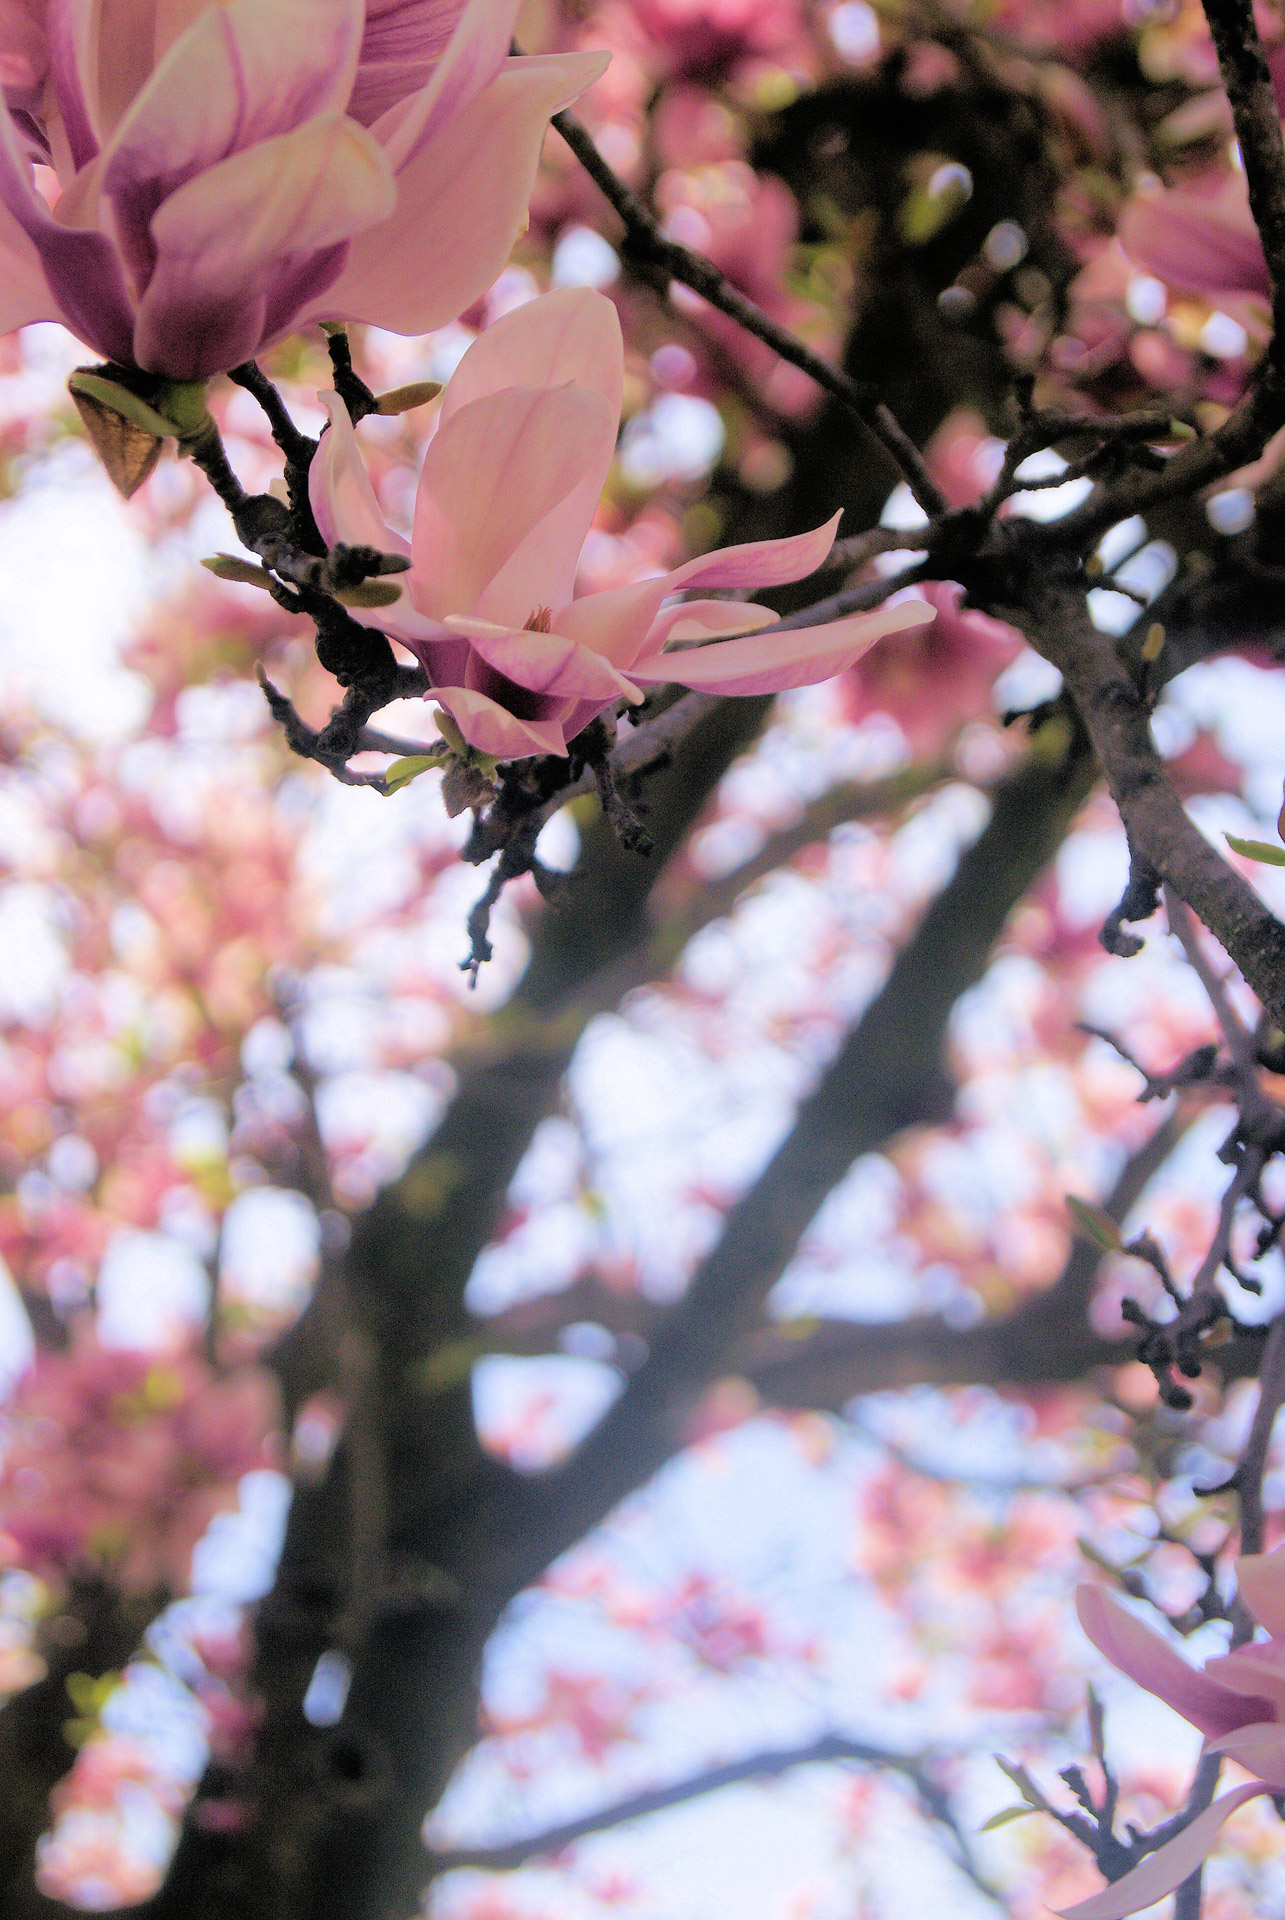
629,0 -> 801,68
0,1342 -> 279,1593
1121,173 -> 1271,306
0,0 -> 605,378
310,286 -> 935,760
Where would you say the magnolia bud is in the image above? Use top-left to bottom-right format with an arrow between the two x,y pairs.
68,386 -> 163,499
374,381 -> 442,415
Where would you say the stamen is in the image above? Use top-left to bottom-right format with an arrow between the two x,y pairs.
525,606 -> 553,632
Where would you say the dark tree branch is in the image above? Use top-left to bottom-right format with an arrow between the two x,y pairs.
745,1103 -> 1193,1408
429,1732 -> 997,1900
1199,0 -> 1285,345
550,110 -> 947,518
1010,577 -> 1285,1027
504,718 -> 1097,1584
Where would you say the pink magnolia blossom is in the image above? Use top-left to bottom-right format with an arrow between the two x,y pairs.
1120,174 -> 1271,306
1062,1563 -> 1285,1919
309,286 -> 935,760
0,0 -> 606,379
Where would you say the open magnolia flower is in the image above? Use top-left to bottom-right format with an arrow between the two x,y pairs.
0,0 -> 605,378
1063,1559 -> 1285,1920
309,286 -> 936,761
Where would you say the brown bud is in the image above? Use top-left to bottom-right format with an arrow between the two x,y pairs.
441,758 -> 496,817
69,388 -> 162,499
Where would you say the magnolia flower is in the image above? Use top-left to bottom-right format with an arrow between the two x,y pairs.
1063,1562 -> 1285,1920
0,0 -> 606,379
1121,175 -> 1270,306
309,286 -> 935,760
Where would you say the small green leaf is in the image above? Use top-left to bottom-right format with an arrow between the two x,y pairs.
1066,1195 -> 1122,1251
980,1805 -> 1037,1833
202,554 -> 272,590
334,579 -> 403,609
1226,833 -> 1285,867
385,754 -> 444,793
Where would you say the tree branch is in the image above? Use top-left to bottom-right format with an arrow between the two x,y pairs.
550,110 -> 946,519
1199,0 -> 1285,345
429,1732 -> 995,1900
1011,577 -> 1285,1027
746,1102 -> 1193,1408
506,719 -> 1096,1582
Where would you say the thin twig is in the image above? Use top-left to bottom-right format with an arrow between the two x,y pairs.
550,109 -> 946,519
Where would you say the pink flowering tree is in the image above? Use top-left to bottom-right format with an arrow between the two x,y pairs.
7,1 -> 1285,1919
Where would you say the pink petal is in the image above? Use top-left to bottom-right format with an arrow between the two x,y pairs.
1057,1783 -> 1268,1920
1203,1640 -> 1285,1717
304,51 -> 608,339
350,0 -> 471,128
645,600 -> 778,648
627,598 -> 935,697
439,285 -> 624,430
87,0 -> 168,139
554,576 -> 677,669
1121,182 -> 1269,300
0,222 -> 62,333
102,0 -> 365,293
1205,1721 -> 1285,1789
134,112 -> 395,378
1236,1546 -> 1285,1639
0,107 -> 135,360
46,0 -> 99,169
431,685 -> 569,759
411,384 -> 615,626
309,390 -> 407,554
445,615 -> 644,703
667,510 -> 842,595
354,0 -> 521,159
1076,1587 -> 1267,1739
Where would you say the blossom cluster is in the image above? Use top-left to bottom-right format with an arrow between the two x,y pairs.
0,0 -> 937,768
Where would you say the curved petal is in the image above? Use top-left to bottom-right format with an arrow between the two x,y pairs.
439,285 -> 623,429
1076,1587 -> 1268,1739
1205,1721 -> 1285,1789
0,113 -> 135,360
1204,1639 -> 1285,1717
1236,1546 -> 1285,1639
46,0 -> 100,170
134,112 -> 395,377
557,515 -> 843,671
445,615 -> 643,704
1057,1783 -> 1268,1920
304,51 -> 609,339
645,600 -> 778,648
103,0 -> 365,291
627,598 -> 935,697
551,575 -> 674,668
309,390 -> 407,554
667,510 -> 842,595
431,684 -> 569,759
1121,183 -> 1269,300
0,220 -> 63,333
411,384 -> 615,625
352,0 -> 520,151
